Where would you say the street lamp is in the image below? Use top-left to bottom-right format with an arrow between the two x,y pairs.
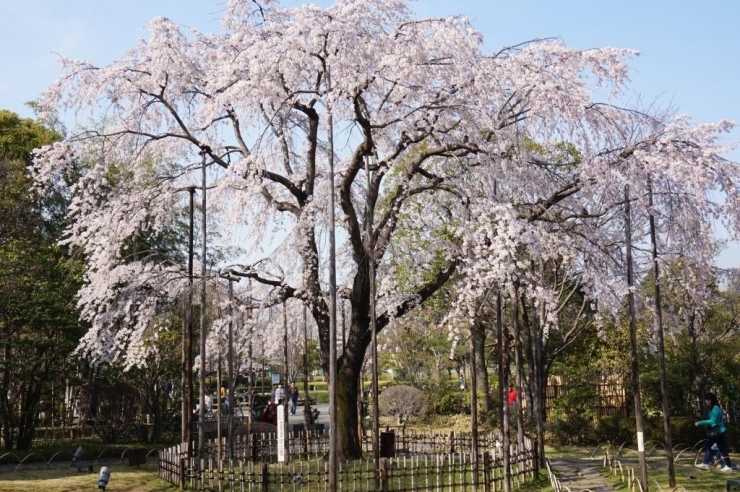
362,149 -> 380,471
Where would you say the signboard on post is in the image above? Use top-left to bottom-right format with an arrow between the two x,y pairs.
272,373 -> 281,385
277,404 -> 285,462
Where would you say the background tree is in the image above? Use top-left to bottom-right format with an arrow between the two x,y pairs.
0,110 -> 83,450
654,264 -> 740,415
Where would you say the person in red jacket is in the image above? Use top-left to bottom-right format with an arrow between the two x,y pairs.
507,384 -> 518,406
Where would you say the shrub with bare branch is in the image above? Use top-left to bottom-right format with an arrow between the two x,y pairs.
378,385 -> 427,425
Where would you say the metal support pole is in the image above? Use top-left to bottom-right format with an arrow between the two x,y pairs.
624,185 -> 649,490
326,66 -> 338,492
228,278 -> 235,458
247,281 -> 253,439
464,199 -> 479,491
303,304 -> 310,449
217,355 -> 222,461
182,187 -> 195,454
283,301 -> 290,463
364,151 -> 380,472
198,150 -> 208,458
648,177 -> 675,486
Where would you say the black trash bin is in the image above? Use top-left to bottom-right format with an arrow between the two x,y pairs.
380,431 -> 395,458
128,448 -> 147,467
137,424 -> 149,443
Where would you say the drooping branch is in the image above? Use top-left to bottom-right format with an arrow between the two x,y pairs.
376,257 -> 460,332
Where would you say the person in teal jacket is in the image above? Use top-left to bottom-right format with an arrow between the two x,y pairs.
694,392 -> 733,471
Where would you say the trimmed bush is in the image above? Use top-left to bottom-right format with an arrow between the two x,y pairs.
312,391 -> 329,404
378,385 -> 427,424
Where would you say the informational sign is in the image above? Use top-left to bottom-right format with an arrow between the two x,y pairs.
271,373 -> 281,385
277,404 -> 285,462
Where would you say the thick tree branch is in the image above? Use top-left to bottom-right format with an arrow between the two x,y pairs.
376,257 -> 460,332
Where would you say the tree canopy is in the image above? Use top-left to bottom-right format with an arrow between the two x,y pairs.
0,110 -> 83,450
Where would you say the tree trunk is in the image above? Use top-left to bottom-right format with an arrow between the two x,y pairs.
473,320 -> 492,413
16,385 -> 41,450
512,289 -> 525,447
497,292 -> 512,492
309,204 -> 458,460
0,343 -> 12,450
521,287 -> 546,467
334,350 -> 364,460
151,385 -> 164,443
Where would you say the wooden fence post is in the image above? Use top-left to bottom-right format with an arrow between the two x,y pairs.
179,456 -> 186,490
261,462 -> 269,492
380,458 -> 389,492
156,430 -> 542,491
483,452 -> 490,492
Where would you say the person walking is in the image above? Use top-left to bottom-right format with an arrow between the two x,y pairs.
288,383 -> 299,415
275,384 -> 285,405
695,392 -> 733,472
261,401 -> 278,426
204,393 -> 213,418
507,384 -> 518,406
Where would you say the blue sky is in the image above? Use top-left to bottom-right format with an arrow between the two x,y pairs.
2,0 -> 739,265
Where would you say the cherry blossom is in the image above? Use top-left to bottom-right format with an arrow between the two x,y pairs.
32,0 -> 739,458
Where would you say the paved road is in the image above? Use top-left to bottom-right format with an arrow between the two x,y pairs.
287,403 -> 330,431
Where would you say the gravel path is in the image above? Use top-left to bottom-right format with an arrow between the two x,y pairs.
548,456 -> 616,491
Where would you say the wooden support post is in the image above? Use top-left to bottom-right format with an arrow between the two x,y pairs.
483,452 -> 490,492
380,458 -> 389,492
261,462 -> 269,492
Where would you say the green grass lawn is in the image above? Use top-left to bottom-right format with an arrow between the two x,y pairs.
7,453 -> 732,492
607,458 -> 738,491
0,462 -> 177,492
547,444 -> 738,491
1,440 -> 734,491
